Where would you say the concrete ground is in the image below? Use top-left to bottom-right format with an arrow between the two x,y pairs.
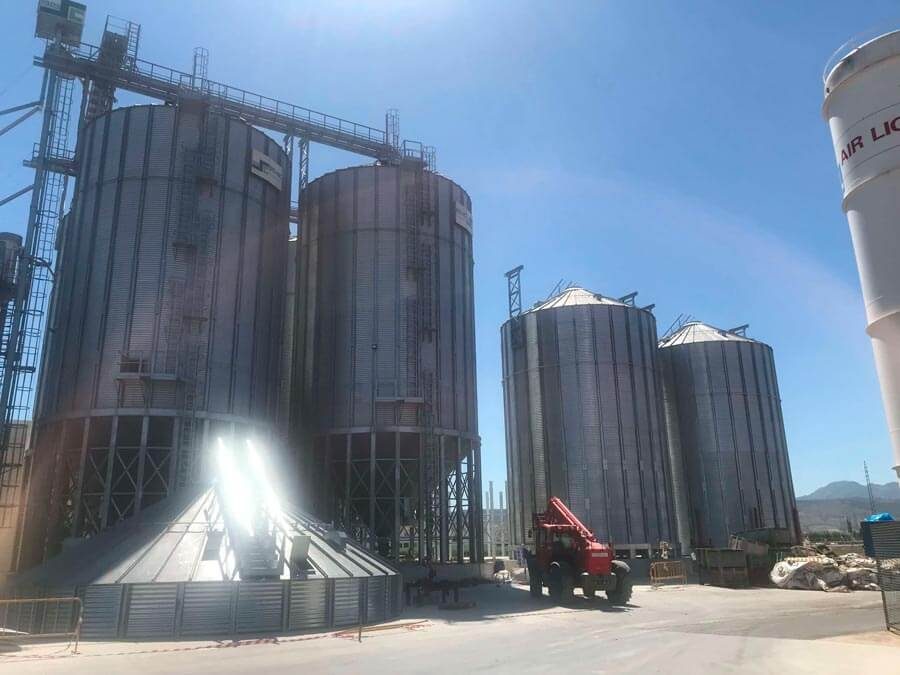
1,583 -> 896,673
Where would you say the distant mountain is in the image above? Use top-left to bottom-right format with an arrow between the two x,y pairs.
798,480 -> 900,501
798,498 -> 900,533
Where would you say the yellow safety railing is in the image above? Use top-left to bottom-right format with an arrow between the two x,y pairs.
649,560 -> 688,588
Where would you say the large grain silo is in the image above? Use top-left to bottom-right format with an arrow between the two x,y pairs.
501,287 -> 675,557
659,322 -> 799,548
823,31 -> 900,482
292,163 -> 482,564
20,103 -> 290,566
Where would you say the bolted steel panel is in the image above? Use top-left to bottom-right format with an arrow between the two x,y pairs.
288,579 -> 328,631
23,103 -> 290,564
235,581 -> 284,634
180,581 -> 235,636
80,584 -> 124,639
293,165 -> 479,562
332,578 -> 361,627
659,323 -> 799,548
124,583 -> 178,638
502,290 -> 674,548
366,576 -> 387,622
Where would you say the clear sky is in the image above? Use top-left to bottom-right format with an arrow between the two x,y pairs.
2,1 -> 899,497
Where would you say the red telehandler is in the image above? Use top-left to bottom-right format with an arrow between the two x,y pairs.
525,497 -> 633,605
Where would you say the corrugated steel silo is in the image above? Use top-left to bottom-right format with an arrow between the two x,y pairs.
292,163 -> 482,563
20,103 -> 290,566
659,322 -> 800,547
278,235 -> 297,439
0,232 -> 23,576
501,287 -> 675,556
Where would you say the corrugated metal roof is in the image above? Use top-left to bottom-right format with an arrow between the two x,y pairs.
659,321 -> 754,348
10,487 -> 396,587
528,287 -> 628,313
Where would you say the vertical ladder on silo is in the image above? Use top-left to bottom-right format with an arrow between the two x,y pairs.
418,152 -> 442,561
404,172 -> 420,401
174,112 -> 217,489
172,148 -> 197,488
0,70 -> 75,529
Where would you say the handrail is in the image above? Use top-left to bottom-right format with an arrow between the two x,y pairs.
649,560 -> 688,587
823,24 -> 900,83
45,43 -> 391,153
0,596 -> 82,652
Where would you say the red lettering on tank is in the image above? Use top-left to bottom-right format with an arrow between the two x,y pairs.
891,116 -> 900,133
872,123 -> 890,142
851,136 -> 864,153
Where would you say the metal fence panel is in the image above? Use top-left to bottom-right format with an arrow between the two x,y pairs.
288,579 -> 328,631
125,583 -> 178,638
366,577 -> 386,622
181,582 -> 234,637
235,581 -> 284,634
81,584 -> 124,639
332,578 -> 360,627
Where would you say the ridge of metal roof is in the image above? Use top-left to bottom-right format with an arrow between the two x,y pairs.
528,287 -> 629,313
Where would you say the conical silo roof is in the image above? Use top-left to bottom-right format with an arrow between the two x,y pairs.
659,321 -> 755,348
528,287 -> 629,313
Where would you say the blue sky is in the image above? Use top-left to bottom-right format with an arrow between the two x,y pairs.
2,1 -> 899,496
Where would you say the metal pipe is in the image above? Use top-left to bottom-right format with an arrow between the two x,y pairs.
0,185 -> 34,208
0,100 -> 41,117
0,106 -> 40,138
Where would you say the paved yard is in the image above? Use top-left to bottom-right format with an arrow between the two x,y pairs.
2,584 -> 895,674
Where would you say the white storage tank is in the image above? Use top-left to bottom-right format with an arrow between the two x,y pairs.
823,31 -> 900,481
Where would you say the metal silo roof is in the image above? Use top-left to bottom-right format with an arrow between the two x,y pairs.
658,321 -> 755,348
528,287 -> 628,312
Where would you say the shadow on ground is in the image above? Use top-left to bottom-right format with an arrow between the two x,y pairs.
399,583 -> 638,623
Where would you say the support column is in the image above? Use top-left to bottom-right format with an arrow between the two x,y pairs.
100,416 -> 119,530
439,435 -> 448,563
71,418 -> 91,537
169,415 -> 181,496
417,431 -> 425,562
344,434 -> 351,528
466,439 -> 475,562
369,430 -> 376,550
455,436 -> 463,563
322,436 -> 332,522
393,431 -> 400,561
134,416 -> 150,513
474,441 -> 484,562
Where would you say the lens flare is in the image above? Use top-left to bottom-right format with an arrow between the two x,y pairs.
216,437 -> 253,535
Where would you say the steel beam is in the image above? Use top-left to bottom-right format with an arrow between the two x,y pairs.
0,185 -> 34,208
0,106 -> 40,138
